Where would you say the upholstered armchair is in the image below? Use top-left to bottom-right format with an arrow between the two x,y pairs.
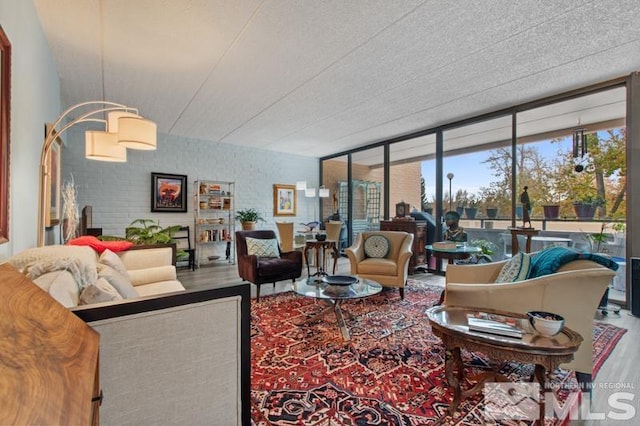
444,256 -> 616,390
346,231 -> 414,299
236,230 -> 303,301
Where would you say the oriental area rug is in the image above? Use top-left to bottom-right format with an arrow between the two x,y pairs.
250,280 -> 626,425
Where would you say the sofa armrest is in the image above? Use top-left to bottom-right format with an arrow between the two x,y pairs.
345,234 -> 365,272
72,284 -> 251,425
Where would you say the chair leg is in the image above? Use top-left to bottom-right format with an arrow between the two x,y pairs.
399,288 -> 405,299
256,284 -> 261,302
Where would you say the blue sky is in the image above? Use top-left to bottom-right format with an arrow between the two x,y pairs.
421,137 -> 574,201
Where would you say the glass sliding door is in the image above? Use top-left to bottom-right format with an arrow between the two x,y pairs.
442,115 -> 513,263
517,86 -> 627,304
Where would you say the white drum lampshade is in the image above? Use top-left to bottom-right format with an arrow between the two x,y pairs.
108,111 -> 157,150
85,131 -> 127,162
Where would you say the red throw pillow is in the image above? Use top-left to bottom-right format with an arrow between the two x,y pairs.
68,235 -> 134,253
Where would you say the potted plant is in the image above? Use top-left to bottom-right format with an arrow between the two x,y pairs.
573,195 -> 603,220
464,196 -> 478,219
611,222 -> 626,245
235,208 -> 265,230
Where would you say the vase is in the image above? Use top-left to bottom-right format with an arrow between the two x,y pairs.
241,221 -> 256,230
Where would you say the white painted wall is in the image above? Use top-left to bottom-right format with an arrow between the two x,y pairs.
0,0 -> 61,261
62,128 -> 319,238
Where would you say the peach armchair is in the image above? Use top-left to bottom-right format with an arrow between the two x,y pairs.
346,231 -> 414,299
444,257 -> 616,391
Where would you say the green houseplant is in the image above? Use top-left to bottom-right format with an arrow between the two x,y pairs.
235,208 -> 265,230
101,219 -> 182,245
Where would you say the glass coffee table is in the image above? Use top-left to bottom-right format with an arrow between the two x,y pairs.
293,276 -> 382,340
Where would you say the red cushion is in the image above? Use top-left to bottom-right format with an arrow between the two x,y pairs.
68,236 -> 134,253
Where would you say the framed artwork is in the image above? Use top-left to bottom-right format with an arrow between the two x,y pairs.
0,26 -> 11,243
44,123 -> 61,227
273,184 -> 296,216
151,172 -> 188,212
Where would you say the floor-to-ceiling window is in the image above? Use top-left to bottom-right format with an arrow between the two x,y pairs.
350,147 -> 385,242
320,75 -> 633,308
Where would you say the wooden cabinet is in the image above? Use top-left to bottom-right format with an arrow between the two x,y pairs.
380,219 -> 428,274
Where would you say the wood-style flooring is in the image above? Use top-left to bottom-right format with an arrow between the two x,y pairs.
177,258 -> 639,424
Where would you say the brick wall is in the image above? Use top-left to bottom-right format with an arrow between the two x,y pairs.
62,129 -> 318,237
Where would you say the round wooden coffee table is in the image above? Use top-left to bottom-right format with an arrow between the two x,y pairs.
426,305 -> 582,424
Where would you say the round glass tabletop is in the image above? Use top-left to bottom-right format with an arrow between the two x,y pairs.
293,277 -> 382,300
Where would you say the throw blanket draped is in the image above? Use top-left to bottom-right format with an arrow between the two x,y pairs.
528,246 -> 619,279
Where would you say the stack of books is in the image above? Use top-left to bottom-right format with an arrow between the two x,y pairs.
467,313 -> 523,339
433,241 -> 457,249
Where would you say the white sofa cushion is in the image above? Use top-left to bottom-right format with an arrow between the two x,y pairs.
99,249 -> 130,279
33,270 -> 80,308
80,278 -> 124,305
135,281 -> 186,297
129,265 -> 177,287
98,264 -> 139,299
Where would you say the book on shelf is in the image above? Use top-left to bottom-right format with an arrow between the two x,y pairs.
466,312 -> 523,339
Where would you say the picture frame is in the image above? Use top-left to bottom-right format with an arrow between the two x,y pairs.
273,184 -> 297,216
151,172 -> 188,212
45,123 -> 61,227
0,26 -> 11,243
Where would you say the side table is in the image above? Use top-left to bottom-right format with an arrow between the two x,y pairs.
508,227 -> 539,255
304,239 -> 338,280
426,305 -> 582,425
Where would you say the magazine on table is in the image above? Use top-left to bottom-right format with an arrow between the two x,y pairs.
466,312 -> 523,339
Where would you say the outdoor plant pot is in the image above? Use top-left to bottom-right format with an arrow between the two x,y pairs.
543,205 -> 560,220
464,207 -> 478,219
456,206 -> 464,216
485,208 -> 498,219
573,202 -> 595,219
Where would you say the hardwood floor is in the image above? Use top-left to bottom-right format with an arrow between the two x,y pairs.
176,259 -> 639,424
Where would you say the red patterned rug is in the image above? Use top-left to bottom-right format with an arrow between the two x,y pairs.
250,281 -> 626,425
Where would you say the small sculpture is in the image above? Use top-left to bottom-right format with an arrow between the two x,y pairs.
299,221 -> 320,233
443,211 -> 467,242
520,186 -> 532,228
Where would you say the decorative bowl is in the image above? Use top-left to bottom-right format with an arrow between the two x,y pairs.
206,219 -> 217,224
315,233 -> 327,241
527,311 -> 565,337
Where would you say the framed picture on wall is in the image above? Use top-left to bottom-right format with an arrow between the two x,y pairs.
273,184 -> 296,216
151,172 -> 188,212
44,123 -> 61,227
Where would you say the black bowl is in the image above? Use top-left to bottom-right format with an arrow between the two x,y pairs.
315,234 -> 327,241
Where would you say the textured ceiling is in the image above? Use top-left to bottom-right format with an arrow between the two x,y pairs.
33,0 -> 640,159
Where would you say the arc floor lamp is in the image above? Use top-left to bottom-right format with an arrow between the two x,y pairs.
37,101 -> 156,247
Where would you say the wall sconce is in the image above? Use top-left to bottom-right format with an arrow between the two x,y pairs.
38,101 -> 157,246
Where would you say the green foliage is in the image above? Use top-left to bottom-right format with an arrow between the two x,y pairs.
125,219 -> 182,245
101,219 -> 182,246
470,239 -> 496,255
235,208 -> 265,223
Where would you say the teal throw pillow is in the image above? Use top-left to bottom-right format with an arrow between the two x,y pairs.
246,237 -> 280,258
495,252 -> 531,283
364,234 -> 390,258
